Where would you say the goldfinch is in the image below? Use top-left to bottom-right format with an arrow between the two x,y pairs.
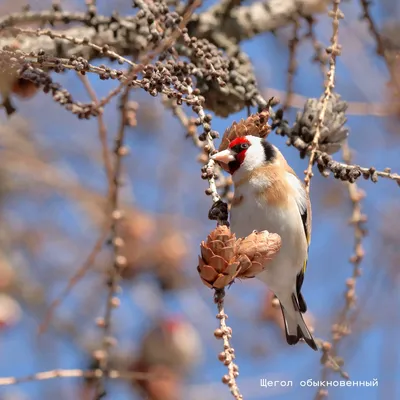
211,135 -> 318,351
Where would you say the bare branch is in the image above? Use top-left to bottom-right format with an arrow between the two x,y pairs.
78,73 -> 113,188
214,289 -> 242,400
95,86 -> 131,398
0,369 -> 157,386
304,0 -> 343,191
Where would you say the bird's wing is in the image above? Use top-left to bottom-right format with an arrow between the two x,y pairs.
285,169 -> 311,313
285,170 -> 312,273
284,169 -> 311,250
276,151 -> 311,244
274,151 -> 312,247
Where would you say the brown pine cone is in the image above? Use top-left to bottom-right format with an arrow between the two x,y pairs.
197,226 -> 281,289
218,110 -> 271,152
235,230 -> 281,278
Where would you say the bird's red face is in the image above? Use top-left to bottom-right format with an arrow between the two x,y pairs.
212,137 -> 251,174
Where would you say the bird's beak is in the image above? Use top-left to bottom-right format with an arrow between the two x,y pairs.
211,149 -> 236,165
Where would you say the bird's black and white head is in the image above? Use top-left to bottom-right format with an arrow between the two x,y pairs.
211,136 -> 277,176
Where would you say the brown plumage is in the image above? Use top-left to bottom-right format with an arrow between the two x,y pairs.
276,151 -> 312,245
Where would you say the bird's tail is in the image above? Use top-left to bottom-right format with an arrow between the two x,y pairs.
280,293 -> 318,351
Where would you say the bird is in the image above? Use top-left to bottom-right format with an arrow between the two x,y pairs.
211,135 -> 318,351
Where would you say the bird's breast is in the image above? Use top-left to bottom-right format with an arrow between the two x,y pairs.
230,182 -> 306,257
231,189 -> 290,238
230,177 -> 308,291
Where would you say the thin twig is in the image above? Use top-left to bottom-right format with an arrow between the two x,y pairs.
304,0 -> 342,191
38,225 -> 110,335
5,26 -> 136,68
305,16 -> 328,78
0,369 -> 159,386
335,142 -> 367,329
313,149 -> 400,185
165,97 -> 202,147
273,114 -> 400,185
315,141 -> 365,399
359,0 -> 400,96
37,74 -> 116,335
0,10 -> 134,30
164,96 -> 233,202
266,88 -> 393,117
94,87 -> 131,399
214,289 -> 243,400
283,18 -> 300,111
77,73 -> 113,189
94,0 -> 201,110
193,86 -> 241,397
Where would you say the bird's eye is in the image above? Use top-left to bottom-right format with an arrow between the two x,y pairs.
240,143 -> 249,150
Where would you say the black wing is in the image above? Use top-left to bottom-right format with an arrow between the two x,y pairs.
296,207 -> 309,313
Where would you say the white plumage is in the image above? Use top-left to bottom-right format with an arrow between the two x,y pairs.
231,174 -> 306,295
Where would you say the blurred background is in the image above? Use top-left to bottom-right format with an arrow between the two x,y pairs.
0,0 -> 399,399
